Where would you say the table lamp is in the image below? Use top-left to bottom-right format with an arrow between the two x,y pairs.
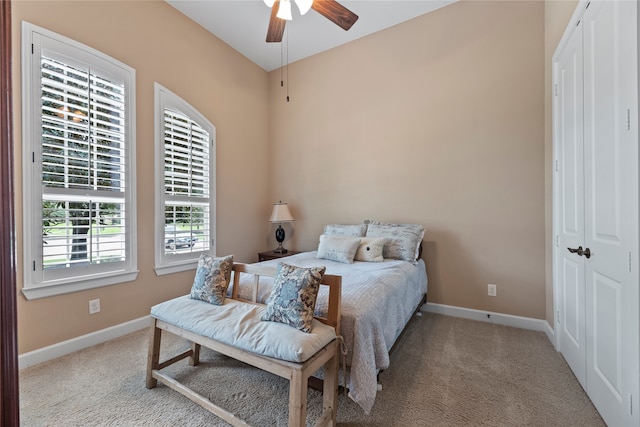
269,202 -> 294,253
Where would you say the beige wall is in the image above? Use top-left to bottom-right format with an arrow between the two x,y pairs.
267,0 -> 547,319
12,0 -> 270,353
544,0 -> 579,326
13,0 -> 583,354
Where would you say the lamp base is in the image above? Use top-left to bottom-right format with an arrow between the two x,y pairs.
274,224 -> 287,254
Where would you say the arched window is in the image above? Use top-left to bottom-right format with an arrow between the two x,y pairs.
154,83 -> 216,275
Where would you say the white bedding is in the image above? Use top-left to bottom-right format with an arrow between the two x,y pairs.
233,251 -> 428,414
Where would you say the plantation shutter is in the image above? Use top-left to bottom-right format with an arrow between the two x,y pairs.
163,109 -> 211,254
40,53 -> 127,271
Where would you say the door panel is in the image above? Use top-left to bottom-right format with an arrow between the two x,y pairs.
562,257 -> 584,354
583,1 -> 639,425
592,271 -> 621,398
586,0 -> 621,248
559,38 -> 583,246
556,20 -> 586,388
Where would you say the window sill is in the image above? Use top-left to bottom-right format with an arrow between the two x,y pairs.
154,260 -> 198,276
22,270 -> 139,300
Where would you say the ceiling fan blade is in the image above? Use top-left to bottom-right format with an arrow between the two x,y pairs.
266,0 -> 287,42
311,0 -> 359,31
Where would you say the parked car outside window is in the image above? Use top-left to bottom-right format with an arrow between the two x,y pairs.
164,226 -> 197,250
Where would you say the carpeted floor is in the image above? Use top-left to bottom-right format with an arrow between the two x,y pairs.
19,313 -> 605,426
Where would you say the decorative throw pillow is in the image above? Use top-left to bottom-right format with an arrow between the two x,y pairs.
364,221 -> 424,263
316,234 -> 361,264
323,223 -> 367,237
189,254 -> 234,305
355,237 -> 386,262
261,263 -> 326,333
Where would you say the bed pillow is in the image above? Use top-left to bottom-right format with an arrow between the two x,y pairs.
355,237 -> 386,262
261,263 -> 326,333
323,223 -> 367,237
317,234 -> 361,264
189,254 -> 234,305
364,221 -> 424,263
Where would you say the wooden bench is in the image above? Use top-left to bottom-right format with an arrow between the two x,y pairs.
146,262 -> 342,427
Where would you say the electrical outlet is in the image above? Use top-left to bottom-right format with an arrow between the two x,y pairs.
89,299 -> 101,314
488,284 -> 497,297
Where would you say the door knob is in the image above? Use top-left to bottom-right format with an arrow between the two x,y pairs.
567,246 -> 591,258
567,246 -> 584,256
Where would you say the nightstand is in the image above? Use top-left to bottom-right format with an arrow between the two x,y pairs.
258,250 -> 301,262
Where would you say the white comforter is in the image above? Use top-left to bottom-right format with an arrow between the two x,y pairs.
234,251 -> 428,414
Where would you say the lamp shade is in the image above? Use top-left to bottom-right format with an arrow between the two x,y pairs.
269,202 -> 294,223
276,0 -> 293,20
295,0 -> 313,15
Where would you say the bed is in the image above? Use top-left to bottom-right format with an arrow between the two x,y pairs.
231,222 -> 428,414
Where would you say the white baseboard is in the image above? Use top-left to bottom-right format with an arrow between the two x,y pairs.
543,320 -> 556,349
19,315 -> 150,369
423,302 -> 551,334
20,304 -> 559,370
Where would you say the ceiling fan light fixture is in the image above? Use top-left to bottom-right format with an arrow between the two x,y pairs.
294,0 -> 313,15
265,0 -> 357,43
263,0 -> 276,7
276,0 -> 293,20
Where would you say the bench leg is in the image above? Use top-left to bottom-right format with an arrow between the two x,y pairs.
189,342 -> 201,366
288,370 -> 307,427
146,319 -> 162,389
322,344 -> 339,426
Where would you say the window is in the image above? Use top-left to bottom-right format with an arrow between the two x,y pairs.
154,83 -> 215,275
22,22 -> 137,299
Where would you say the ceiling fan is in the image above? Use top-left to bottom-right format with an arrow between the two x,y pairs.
263,0 -> 359,43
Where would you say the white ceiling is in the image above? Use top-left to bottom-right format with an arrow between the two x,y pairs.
166,0 -> 457,71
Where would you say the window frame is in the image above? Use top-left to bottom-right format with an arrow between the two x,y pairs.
154,83 -> 216,275
21,22 -> 137,299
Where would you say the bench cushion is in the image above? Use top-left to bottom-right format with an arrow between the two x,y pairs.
151,296 -> 336,363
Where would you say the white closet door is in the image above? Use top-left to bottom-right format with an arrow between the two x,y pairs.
556,22 -> 586,388
582,1 -> 639,425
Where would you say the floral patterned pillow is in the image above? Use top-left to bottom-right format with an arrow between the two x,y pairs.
189,254 -> 234,305
261,263 -> 326,333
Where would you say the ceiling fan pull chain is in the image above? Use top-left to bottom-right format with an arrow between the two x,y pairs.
286,25 -> 289,102
280,39 -> 284,87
